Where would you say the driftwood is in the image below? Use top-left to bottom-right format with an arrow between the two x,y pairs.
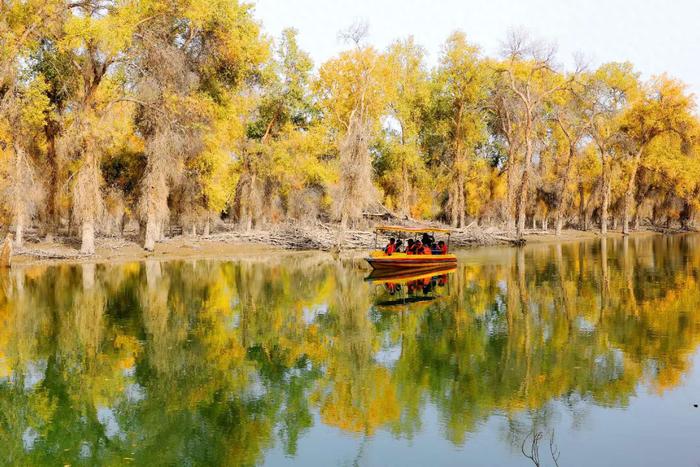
15,247 -> 93,260
209,223 -> 519,251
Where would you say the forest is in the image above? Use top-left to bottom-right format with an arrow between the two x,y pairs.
1,0 -> 699,254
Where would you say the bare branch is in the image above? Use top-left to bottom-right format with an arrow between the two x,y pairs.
338,20 -> 369,47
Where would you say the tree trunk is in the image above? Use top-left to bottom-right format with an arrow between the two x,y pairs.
44,121 -> 60,241
622,148 -> 643,235
449,170 -> 465,228
14,221 -> 23,248
458,172 -> 466,228
555,216 -> 564,236
80,219 -> 95,254
600,160 -> 611,236
515,137 -> 533,240
203,219 -> 210,236
579,183 -> 586,230
144,216 -> 157,251
505,149 -> 517,231
554,142 -> 576,236
191,223 -> 197,236
680,200 -> 692,230
12,143 -> 26,248
400,161 -> 410,218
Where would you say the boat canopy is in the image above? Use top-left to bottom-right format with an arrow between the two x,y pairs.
374,225 -> 452,234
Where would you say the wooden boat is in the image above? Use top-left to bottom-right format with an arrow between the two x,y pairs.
365,226 -> 457,270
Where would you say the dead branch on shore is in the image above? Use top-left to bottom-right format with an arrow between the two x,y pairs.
15,247 -> 93,259
209,222 -> 520,251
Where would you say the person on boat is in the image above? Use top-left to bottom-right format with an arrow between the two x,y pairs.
411,240 -> 422,255
422,242 -> 432,255
421,233 -> 435,246
406,239 -> 415,254
384,238 -> 396,255
413,240 -> 423,254
395,239 -> 404,253
437,240 -> 448,255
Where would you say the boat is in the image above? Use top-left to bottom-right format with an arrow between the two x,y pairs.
365,226 -> 457,270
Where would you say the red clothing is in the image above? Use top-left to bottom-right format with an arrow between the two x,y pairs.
422,245 -> 432,255
385,244 -> 395,255
440,244 -> 448,255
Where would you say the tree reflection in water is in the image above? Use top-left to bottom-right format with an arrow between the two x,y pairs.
1,235 -> 700,464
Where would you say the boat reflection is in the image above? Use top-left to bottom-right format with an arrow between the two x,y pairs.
366,266 -> 455,309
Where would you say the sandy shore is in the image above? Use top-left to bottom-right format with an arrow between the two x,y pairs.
6,227 -> 675,267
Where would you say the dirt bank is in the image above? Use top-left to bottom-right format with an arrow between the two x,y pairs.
6,224 -> 673,267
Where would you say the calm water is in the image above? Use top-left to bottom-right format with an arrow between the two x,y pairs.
1,235 -> 700,466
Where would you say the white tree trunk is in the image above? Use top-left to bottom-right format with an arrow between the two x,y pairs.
14,221 -> 23,248
144,216 -> 157,251
80,220 -> 95,254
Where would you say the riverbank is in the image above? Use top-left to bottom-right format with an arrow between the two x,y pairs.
6,223 -> 677,266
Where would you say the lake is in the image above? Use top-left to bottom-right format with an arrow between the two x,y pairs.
1,234 -> 700,466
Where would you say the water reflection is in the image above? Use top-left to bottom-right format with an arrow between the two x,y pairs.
366,267 -> 454,308
0,235 -> 700,465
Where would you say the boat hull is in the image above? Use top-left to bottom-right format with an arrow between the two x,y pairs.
365,254 -> 457,270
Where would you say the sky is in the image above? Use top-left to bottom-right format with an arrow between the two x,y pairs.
252,0 -> 700,100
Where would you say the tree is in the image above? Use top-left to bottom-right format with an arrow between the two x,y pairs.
235,28 -> 323,229
316,23 -> 392,228
619,76 -> 695,234
0,0 -> 66,246
549,78 -> 588,234
28,41 -> 77,240
130,0 -> 266,250
580,62 -> 640,235
496,30 -> 574,239
379,36 -> 429,218
426,32 -> 489,227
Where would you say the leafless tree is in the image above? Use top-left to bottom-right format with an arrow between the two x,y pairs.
496,28 -> 578,239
